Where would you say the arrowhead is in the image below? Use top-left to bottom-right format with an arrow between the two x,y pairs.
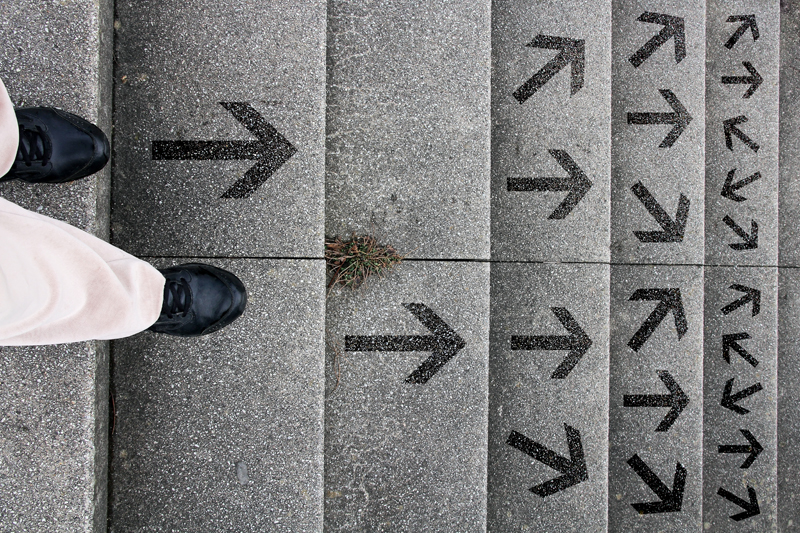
402,303 -> 465,384
514,35 -> 585,102
547,150 -> 592,220
658,89 -> 692,148
721,169 -> 761,202
629,12 -> 686,67
632,181 -> 689,242
655,371 -> 689,432
724,115 -> 760,153
628,288 -> 688,352
718,486 -> 760,521
721,284 -> 761,316
723,215 -> 758,250
739,429 -> 764,469
722,333 -> 758,367
549,307 -> 592,379
725,15 -> 760,49
741,62 -> 763,98
628,454 -> 686,514
721,377 -> 764,415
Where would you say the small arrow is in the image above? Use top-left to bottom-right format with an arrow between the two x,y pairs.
724,116 -> 760,153
628,454 -> 686,514
507,149 -> 593,219
629,12 -> 686,68
722,62 -> 763,98
721,284 -> 760,316
506,424 -> 588,497
722,333 -> 758,367
722,216 -> 758,250
718,486 -> 760,521
631,181 -> 689,242
152,102 -> 297,199
627,89 -> 692,148
511,307 -> 592,379
725,15 -> 759,49
623,371 -> 689,432
721,169 -> 761,202
344,303 -> 465,384
721,377 -> 763,415
628,289 -> 688,352
718,429 -> 763,469
513,35 -> 585,103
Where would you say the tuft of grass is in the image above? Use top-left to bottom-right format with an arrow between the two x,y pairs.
325,234 -> 404,290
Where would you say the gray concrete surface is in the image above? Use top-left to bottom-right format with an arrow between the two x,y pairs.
109,259 -> 325,533
703,267 -> 777,531
611,0 -> 706,265
0,0 -> 113,531
325,0 -> 491,260
778,268 -> 800,531
609,265 -> 704,531
491,0 -> 611,263
487,263 -> 610,532
779,2 -> 800,268
706,1 -> 779,267
324,261 -> 489,531
112,0 -> 327,257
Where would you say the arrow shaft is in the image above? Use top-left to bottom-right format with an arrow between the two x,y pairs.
345,335 -> 435,352
511,335 -> 575,351
152,141 -> 265,160
718,444 -> 751,454
623,394 -> 673,407
627,112 -> 679,125
513,50 -> 571,103
507,430 -> 573,473
721,75 -> 755,84
507,177 -> 573,192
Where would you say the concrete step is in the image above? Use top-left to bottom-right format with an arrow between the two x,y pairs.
0,0 -> 113,531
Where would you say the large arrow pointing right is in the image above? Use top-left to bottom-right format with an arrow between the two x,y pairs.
721,169 -> 761,202
722,61 -> 763,98
513,35 -> 585,103
623,370 -> 689,432
718,486 -> 760,521
721,284 -> 761,316
721,377 -> 764,415
722,333 -> 759,367
507,424 -> 588,497
629,12 -> 686,67
631,181 -> 689,242
725,15 -> 759,49
718,429 -> 763,469
627,89 -> 692,148
628,288 -> 688,352
345,303 -> 465,384
724,116 -> 760,153
628,454 -> 686,514
511,307 -> 592,379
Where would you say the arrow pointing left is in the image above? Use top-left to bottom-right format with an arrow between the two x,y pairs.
718,429 -> 763,469
506,425 -> 588,497
628,288 -> 688,352
511,307 -> 592,379
631,181 -> 689,242
627,89 -> 692,148
623,370 -> 689,432
152,102 -> 297,199
513,35 -> 585,103
344,303 -> 465,384
718,486 -> 760,521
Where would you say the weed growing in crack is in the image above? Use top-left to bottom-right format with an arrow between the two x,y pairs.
325,234 -> 404,291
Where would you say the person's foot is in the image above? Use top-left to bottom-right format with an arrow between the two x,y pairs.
149,263 -> 247,337
0,107 -> 110,184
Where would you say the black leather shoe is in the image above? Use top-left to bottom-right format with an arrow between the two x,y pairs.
0,107 -> 110,184
149,264 -> 247,337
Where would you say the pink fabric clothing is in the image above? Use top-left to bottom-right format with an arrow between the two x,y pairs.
0,78 -> 165,345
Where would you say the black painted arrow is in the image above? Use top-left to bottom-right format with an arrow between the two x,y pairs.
152,102 -> 297,199
513,35 -> 585,103
628,454 -> 686,514
623,371 -> 689,432
627,89 -> 692,148
506,425 -> 588,497
629,12 -> 686,68
722,333 -> 758,367
507,149 -> 592,219
631,181 -> 689,242
628,289 -> 688,352
725,15 -> 759,49
511,307 -> 592,379
722,216 -> 758,250
721,284 -> 761,316
724,116 -> 760,153
721,169 -> 761,202
722,377 -> 763,415
722,62 -> 763,98
719,429 -> 763,469
344,303 -> 465,384
718,486 -> 760,521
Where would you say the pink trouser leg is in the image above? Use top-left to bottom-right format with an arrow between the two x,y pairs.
0,79 -> 165,346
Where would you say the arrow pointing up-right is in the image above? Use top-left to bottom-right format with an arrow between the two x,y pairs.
629,12 -> 686,67
721,284 -> 760,316
628,288 -> 688,352
725,15 -> 759,49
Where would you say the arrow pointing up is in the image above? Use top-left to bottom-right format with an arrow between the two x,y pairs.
724,116 -> 760,153
722,333 -> 759,367
628,454 -> 686,514
722,216 -> 758,250
718,429 -> 763,469
628,288 -> 688,352
725,15 -> 759,49
627,89 -> 692,148
629,12 -> 686,67
152,102 -> 297,199
721,284 -> 760,316
718,486 -> 760,521
513,35 -> 585,103
507,425 -> 588,497
721,169 -> 761,202
722,62 -> 763,98
623,371 -> 689,432
511,307 -> 592,379
344,303 -> 465,384
721,377 -> 763,415
507,149 -> 593,219
631,181 -> 689,242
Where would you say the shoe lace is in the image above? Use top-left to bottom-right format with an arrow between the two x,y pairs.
16,124 -> 51,167
162,278 -> 192,319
